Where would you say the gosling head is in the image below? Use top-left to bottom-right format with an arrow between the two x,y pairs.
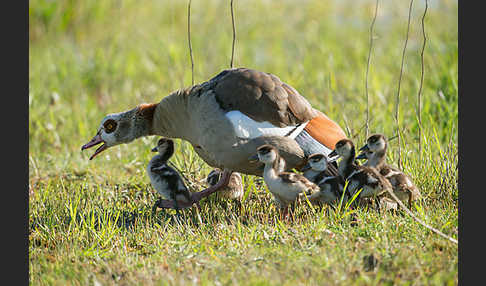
329,138 -> 356,160
303,153 -> 328,172
206,169 -> 223,186
151,138 -> 174,156
255,144 -> 279,165
360,134 -> 387,154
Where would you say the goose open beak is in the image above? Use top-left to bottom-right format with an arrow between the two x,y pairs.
81,133 -> 107,160
248,154 -> 259,163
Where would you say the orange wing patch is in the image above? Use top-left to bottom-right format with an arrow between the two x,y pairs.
304,111 -> 347,150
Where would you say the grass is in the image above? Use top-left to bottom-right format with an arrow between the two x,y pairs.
29,0 -> 457,285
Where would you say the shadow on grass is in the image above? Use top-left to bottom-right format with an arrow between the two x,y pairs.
29,197 -> 251,234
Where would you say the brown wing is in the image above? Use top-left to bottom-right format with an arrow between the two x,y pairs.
279,172 -> 302,184
280,172 -> 319,192
210,68 -> 317,127
380,164 -> 401,177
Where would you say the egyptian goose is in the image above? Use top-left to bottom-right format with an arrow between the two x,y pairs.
206,169 -> 244,201
147,138 -> 192,215
252,144 -> 320,217
329,139 -> 394,208
357,134 -> 421,208
81,68 -> 346,209
302,153 -> 344,205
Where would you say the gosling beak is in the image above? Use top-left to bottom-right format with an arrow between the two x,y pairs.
356,152 -> 367,160
359,144 -> 370,152
248,154 -> 259,163
151,147 -> 158,152
328,150 -> 338,160
301,163 -> 312,172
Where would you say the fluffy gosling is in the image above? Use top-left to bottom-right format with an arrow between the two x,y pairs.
251,144 -> 320,218
148,138 -> 192,215
357,134 -> 421,208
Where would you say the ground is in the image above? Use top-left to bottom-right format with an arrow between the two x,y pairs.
29,0 -> 457,285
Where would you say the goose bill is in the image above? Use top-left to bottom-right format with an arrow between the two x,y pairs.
248,154 -> 259,163
356,152 -> 367,160
359,144 -> 370,152
81,134 -> 107,160
328,150 -> 339,160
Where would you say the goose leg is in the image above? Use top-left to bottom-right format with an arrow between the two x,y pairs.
155,169 -> 233,210
280,206 -> 290,221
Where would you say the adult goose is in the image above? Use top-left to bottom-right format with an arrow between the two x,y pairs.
81,68 -> 347,209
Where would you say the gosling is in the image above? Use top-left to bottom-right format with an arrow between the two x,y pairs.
147,138 -> 192,215
357,134 -> 421,208
251,144 -> 320,218
302,153 -> 345,205
329,139 -> 396,210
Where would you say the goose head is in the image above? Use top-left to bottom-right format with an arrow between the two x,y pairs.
329,138 -> 355,160
81,104 -> 156,160
302,153 -> 328,172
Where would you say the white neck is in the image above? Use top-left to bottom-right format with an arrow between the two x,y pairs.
263,162 -> 279,180
151,87 -> 233,149
367,152 -> 386,168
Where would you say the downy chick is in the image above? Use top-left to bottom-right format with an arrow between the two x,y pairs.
357,134 -> 421,208
148,138 -> 192,215
251,144 -> 320,218
302,153 -> 345,205
206,169 -> 244,201
329,139 -> 395,210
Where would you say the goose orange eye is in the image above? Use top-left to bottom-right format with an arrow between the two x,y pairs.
103,120 -> 117,133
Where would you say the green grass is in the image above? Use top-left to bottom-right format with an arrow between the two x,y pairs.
29,0 -> 457,285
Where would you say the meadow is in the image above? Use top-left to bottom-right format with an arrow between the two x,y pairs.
29,0 -> 458,285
